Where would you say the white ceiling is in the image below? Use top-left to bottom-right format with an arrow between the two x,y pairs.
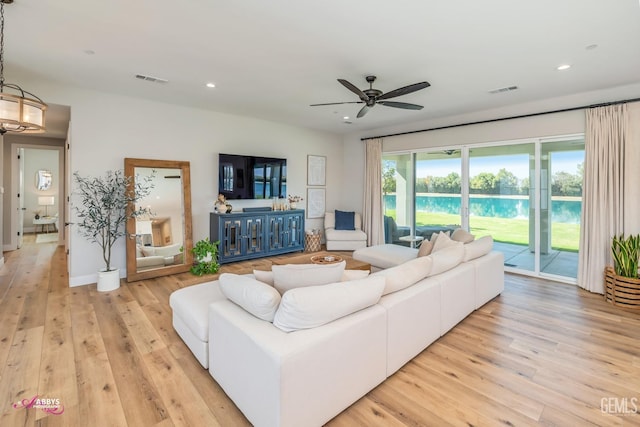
5,0 -> 640,137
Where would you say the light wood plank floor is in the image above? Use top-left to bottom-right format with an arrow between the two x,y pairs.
1,236 -> 639,426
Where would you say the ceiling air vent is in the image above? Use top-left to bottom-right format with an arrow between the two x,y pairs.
135,74 -> 168,84
489,85 -> 518,94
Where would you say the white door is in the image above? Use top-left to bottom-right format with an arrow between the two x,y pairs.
17,148 -> 25,249
65,123 -> 72,273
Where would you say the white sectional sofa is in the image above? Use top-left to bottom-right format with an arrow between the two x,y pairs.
170,235 -> 504,427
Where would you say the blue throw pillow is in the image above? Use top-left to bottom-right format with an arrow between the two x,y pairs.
334,210 -> 355,230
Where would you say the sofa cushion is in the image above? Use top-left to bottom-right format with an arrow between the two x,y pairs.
417,239 -> 433,257
463,235 -> 494,262
324,228 -> 367,242
432,231 -> 459,253
334,210 -> 356,230
273,276 -> 385,332
272,261 -> 346,294
429,243 -> 464,276
342,269 -> 370,281
371,256 -> 432,295
451,228 -> 475,243
353,244 -> 418,270
219,273 -> 282,322
169,281 -> 224,342
253,269 -> 274,285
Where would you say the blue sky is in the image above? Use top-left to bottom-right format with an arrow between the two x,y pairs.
415,151 -> 584,180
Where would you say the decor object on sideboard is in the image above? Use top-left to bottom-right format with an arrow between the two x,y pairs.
0,1 -> 47,134
214,193 -> 232,213
190,237 -> 220,276
605,233 -> 640,309
287,194 -> 303,209
74,170 -> 154,291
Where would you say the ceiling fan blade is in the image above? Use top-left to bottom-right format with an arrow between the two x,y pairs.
310,101 -> 363,106
338,79 -> 369,102
377,81 -> 431,101
378,101 -> 424,110
357,105 -> 371,118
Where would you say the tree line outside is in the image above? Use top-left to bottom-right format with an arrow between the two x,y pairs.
382,162 -> 584,197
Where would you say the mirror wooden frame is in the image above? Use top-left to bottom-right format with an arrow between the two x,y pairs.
125,158 -> 193,282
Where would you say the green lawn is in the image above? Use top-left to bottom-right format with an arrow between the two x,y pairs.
386,210 -> 580,252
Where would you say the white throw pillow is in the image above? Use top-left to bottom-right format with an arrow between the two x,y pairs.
463,235 -> 494,261
451,228 -> 475,244
272,261 -> 346,294
273,276 -> 385,332
253,269 -> 274,286
341,269 -> 370,281
140,246 -> 155,257
428,243 -> 464,276
432,231 -> 458,253
418,239 -> 433,257
219,273 -> 281,322
371,256 -> 432,295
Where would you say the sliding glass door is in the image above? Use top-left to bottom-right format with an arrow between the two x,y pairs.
469,144 -> 535,273
414,151 -> 462,240
382,135 -> 584,281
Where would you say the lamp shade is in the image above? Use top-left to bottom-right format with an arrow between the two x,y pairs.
136,220 -> 153,235
38,196 -> 54,206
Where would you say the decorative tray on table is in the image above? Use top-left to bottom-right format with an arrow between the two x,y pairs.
310,255 -> 343,265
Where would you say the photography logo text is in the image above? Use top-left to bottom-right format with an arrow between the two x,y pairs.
601,397 -> 638,416
12,395 -> 64,415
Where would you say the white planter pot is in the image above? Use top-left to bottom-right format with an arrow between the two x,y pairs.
97,268 -> 121,292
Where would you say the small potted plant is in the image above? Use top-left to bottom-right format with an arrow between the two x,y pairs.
74,170 -> 154,291
287,194 -> 303,209
605,233 -> 640,308
191,237 -> 220,276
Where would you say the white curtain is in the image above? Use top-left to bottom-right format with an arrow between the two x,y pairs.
363,138 -> 384,246
577,104 -> 629,293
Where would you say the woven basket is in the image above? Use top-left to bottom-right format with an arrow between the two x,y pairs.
604,266 -> 640,309
304,234 -> 322,253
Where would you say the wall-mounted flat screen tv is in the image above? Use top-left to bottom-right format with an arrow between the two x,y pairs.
218,153 -> 287,199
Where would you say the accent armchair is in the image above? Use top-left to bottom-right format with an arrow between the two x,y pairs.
324,211 -> 368,251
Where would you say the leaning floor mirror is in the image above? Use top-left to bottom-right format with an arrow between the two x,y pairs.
125,158 -> 193,282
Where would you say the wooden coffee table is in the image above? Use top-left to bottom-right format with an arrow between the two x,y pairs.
271,251 -> 370,271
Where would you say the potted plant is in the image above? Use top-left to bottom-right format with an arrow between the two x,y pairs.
605,233 -> 640,308
74,170 -> 154,291
191,237 -> 220,276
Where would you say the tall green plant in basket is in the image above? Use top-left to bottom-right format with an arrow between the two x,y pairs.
611,234 -> 640,278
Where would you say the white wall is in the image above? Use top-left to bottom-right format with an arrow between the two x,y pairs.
13,76 -> 344,286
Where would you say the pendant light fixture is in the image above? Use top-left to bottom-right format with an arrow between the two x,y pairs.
0,0 -> 46,135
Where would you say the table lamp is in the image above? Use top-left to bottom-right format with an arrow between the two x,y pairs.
38,196 -> 54,217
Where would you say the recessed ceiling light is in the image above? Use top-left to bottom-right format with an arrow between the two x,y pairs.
557,64 -> 571,71
206,82 -> 216,88
343,116 -> 349,120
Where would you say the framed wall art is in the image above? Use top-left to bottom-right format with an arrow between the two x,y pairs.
307,188 -> 326,218
307,155 -> 326,186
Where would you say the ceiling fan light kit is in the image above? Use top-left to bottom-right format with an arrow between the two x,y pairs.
0,0 -> 47,135
311,75 -> 430,118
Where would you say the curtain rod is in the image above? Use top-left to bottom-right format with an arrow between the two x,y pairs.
360,97 -> 640,141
